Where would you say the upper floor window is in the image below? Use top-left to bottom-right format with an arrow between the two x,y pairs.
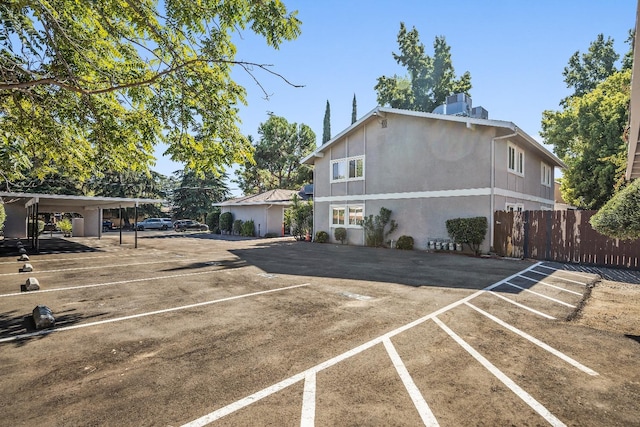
541,162 -> 552,187
505,203 -> 524,212
508,143 -> 524,176
331,156 -> 364,182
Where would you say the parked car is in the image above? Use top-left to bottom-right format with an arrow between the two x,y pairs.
135,218 -> 173,230
102,220 -> 114,232
174,220 -> 209,232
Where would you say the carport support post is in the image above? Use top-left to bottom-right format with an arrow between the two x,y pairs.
119,205 -> 123,245
35,201 -> 39,253
134,203 -> 138,249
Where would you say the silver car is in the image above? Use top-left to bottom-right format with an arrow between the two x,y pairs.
135,218 -> 173,230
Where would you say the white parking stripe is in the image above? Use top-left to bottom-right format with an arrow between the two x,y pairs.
0,269 -> 224,298
432,317 -> 567,427
0,258 -> 180,276
465,303 -> 598,376
488,292 -> 556,319
505,281 -> 576,308
518,275 -> 583,296
0,283 -> 311,343
383,338 -> 439,426
533,265 -> 596,280
300,372 -> 316,427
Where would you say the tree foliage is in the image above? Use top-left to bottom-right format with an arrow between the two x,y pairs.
287,194 -> 312,240
542,69 -> 630,210
351,93 -> 357,124
375,23 -> 471,113
172,170 -> 229,222
235,115 -> 315,194
0,1 -> 301,182
322,100 -> 331,143
590,179 -> 640,240
0,201 -> 5,232
562,34 -> 620,100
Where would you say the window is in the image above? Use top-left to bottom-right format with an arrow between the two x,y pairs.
331,156 -> 364,182
508,143 -> 524,176
505,203 -> 524,212
348,206 -> 363,225
331,204 -> 363,227
331,207 -> 345,225
541,163 -> 552,187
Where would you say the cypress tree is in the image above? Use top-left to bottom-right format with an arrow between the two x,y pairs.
322,100 -> 331,143
351,94 -> 357,124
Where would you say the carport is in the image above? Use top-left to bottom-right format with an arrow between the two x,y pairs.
0,192 -> 163,251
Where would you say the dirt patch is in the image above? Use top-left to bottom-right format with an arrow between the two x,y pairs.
571,278 -> 640,338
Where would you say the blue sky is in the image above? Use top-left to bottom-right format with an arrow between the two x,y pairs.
154,0 -> 636,194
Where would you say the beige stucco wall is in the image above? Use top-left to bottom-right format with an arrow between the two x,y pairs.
220,205 -> 286,236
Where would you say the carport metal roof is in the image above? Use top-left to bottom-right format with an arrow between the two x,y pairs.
0,191 -> 163,210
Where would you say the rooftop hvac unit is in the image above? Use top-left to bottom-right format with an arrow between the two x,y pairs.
471,106 -> 488,119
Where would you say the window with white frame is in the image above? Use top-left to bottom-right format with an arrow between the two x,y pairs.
505,203 -> 524,212
331,204 -> 364,227
541,162 -> 552,186
508,143 -> 524,176
331,156 -> 364,182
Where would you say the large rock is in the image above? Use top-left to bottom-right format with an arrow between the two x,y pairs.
19,263 -> 33,273
32,305 -> 55,329
23,277 -> 40,292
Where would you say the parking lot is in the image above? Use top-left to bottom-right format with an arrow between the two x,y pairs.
0,233 -> 638,426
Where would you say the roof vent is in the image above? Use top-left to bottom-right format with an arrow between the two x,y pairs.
432,93 -> 488,119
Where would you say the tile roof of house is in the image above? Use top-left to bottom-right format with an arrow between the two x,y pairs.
216,189 -> 300,206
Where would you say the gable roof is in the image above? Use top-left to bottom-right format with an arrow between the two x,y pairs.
214,189 -> 299,206
626,1 -> 640,179
301,106 -> 566,169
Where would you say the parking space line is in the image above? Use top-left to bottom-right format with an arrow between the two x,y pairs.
0,269 -> 225,298
300,372 -> 316,427
465,303 -> 598,376
518,276 -> 584,296
0,254 -> 125,265
432,317 -> 567,427
487,292 -> 556,319
383,338 -> 440,426
0,283 -> 311,344
505,281 -> 576,308
0,258 -> 181,276
528,272 -> 591,287
533,265 -> 596,281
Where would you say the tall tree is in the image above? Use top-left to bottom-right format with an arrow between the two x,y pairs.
235,115 -> 315,194
172,170 -> 229,222
562,33 -> 619,101
323,100 -> 331,143
0,1 -> 301,183
351,94 -> 357,124
542,33 -> 633,210
541,69 -> 630,210
375,23 -> 471,113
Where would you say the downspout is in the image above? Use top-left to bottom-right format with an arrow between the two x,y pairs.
491,128 -> 519,249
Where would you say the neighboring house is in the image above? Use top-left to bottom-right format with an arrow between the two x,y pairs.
302,101 -> 566,252
214,189 -> 303,237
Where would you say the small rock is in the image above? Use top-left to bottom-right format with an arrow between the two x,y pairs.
24,277 -> 40,291
19,248 -> 27,254
32,305 -> 55,329
18,254 -> 30,261
19,263 -> 34,273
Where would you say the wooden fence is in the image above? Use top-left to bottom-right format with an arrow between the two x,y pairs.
493,210 -> 640,269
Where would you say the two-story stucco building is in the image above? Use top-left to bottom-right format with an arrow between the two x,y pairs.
302,105 -> 566,252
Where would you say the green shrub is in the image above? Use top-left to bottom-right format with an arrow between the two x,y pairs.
363,207 -> 397,247
0,203 -> 5,233
315,230 -> 329,243
396,235 -> 414,250
287,195 -> 313,241
28,220 -> 45,237
232,219 -> 243,235
446,216 -> 488,255
58,218 -> 73,235
590,179 -> 640,240
241,220 -> 255,237
334,227 -> 347,244
219,212 -> 233,234
206,210 -> 220,232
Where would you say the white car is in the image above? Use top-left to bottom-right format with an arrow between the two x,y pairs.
135,218 -> 173,230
